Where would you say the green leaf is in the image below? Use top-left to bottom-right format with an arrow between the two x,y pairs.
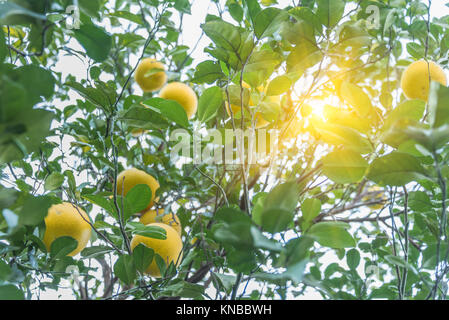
27,234 -> 47,253
197,86 -> 223,123
82,194 -> 114,214
406,43 -> 424,59
340,81 -> 373,117
264,181 -> 299,212
250,226 -> 282,252
384,255 -> 408,268
266,75 -> 292,96
383,8 -> 398,35
243,49 -> 282,87
15,65 -> 55,105
0,2 -> 46,24
382,100 -> 425,132
260,181 -> 299,233
18,195 -> 54,226
311,121 -> 373,154
114,255 -> 136,285
50,236 -> 78,259
109,11 -> 143,25
133,243 -> 154,273
65,81 -> 111,111
214,207 -> 254,250
214,221 -> 254,249
346,248 -> 360,270
74,23 -> 112,62
301,198 -> 321,222
243,0 -> 262,27
44,172 -> 64,191
162,280 -> 204,298
125,184 -> 152,213
308,222 -> 355,248
254,8 -> 287,39
119,104 -> 168,130
316,0 -> 345,28
201,20 -> 241,53
131,223 -> 167,240
408,191 -> 433,212
113,195 -> 133,222
191,60 -> 224,84
322,149 -> 368,184
142,98 -> 189,128
79,0 -> 101,18
281,19 -> 316,47
81,245 -> 114,258
0,259 -> 12,282
213,272 -> 236,294
215,206 -> 252,225
429,81 -> 449,128
0,285 -> 24,300
285,236 -> 314,266
154,254 -> 167,277
289,7 -> 322,34
254,259 -> 307,283
392,124 -> 449,151
0,187 -> 18,210
367,151 -> 428,186
0,109 -> 54,164
251,192 -> 267,226
0,29 -> 7,63
228,3 -> 244,22
174,0 -> 191,14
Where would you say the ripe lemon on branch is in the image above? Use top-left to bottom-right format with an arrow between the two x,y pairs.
400,60 -> 447,101
140,209 -> 182,236
130,223 -> 183,277
43,202 -> 92,256
159,82 -> 198,119
134,58 -> 167,92
117,168 -> 160,211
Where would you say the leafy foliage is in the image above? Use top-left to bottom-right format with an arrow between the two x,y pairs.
0,0 -> 449,301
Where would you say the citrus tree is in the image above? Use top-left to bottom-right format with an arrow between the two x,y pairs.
1,0 -> 449,300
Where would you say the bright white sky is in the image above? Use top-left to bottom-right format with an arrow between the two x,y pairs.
39,0 -> 449,300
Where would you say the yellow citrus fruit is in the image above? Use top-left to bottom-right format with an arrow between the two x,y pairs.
116,168 -> 159,210
159,82 -> 198,119
130,223 -> 183,277
43,202 -> 92,256
134,58 -> 167,92
400,60 -> 447,101
140,209 -> 182,236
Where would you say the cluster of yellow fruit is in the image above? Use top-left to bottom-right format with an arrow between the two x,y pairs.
400,59 -> 447,101
118,168 -> 183,278
134,58 -> 198,119
42,168 -> 183,278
